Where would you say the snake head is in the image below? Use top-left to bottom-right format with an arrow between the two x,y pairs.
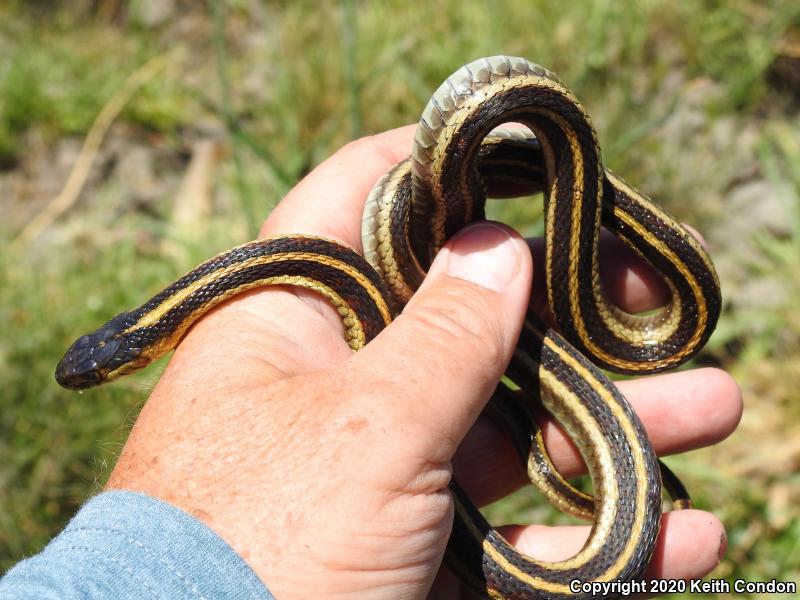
55,314 -> 142,390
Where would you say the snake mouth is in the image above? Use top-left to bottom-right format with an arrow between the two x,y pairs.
55,360 -> 105,390
55,332 -> 123,390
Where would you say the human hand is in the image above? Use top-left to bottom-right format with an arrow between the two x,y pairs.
106,125 -> 741,599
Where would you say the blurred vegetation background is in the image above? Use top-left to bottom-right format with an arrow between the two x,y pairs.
1,0 -> 799,597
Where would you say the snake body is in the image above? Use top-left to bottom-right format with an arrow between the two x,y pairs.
56,56 -> 721,599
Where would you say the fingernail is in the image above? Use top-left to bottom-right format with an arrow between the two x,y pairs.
443,222 -> 522,292
718,531 -> 727,562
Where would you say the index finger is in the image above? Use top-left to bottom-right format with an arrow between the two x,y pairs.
260,125 -> 417,250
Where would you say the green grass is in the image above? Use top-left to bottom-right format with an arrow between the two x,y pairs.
0,7 -> 186,165
2,1 -> 800,597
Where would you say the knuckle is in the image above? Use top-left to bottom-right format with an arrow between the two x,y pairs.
341,134 -> 397,168
339,136 -> 370,157
403,283 -> 507,369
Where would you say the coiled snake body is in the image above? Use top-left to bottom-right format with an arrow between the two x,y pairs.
57,56 -> 721,599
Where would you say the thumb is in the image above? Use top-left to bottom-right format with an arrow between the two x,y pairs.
349,221 -> 532,463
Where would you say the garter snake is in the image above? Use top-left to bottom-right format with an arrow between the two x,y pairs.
56,56 -> 721,599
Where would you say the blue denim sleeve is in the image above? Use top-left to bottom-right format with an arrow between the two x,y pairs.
0,491 -> 274,599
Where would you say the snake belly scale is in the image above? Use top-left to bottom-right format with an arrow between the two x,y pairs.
56,56 -> 721,599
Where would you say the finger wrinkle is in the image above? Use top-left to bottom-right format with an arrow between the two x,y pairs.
363,127 -> 414,168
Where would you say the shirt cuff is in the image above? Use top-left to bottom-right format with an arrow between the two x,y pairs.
1,490 -> 274,599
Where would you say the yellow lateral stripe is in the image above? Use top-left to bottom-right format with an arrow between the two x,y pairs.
564,200 -> 709,371
376,162 -> 418,303
452,494 -> 572,595
542,335 -> 652,582
511,345 -> 594,518
126,251 -> 391,334
610,207 -> 707,354
449,340 -> 625,593
516,322 -> 653,580
451,383 -> 611,592
606,171 -> 717,278
114,274 -> 368,371
534,367 -> 618,571
426,74 -> 580,239
527,432 -> 594,519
